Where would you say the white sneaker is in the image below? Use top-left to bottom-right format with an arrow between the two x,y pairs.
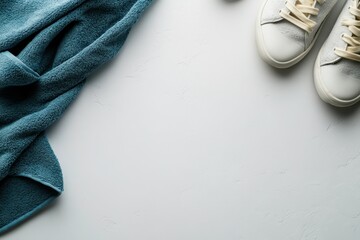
314,0 -> 360,107
256,0 -> 338,68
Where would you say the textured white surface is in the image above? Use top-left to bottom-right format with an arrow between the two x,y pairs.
7,0 -> 360,239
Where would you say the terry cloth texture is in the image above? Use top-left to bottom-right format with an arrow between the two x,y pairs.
0,0 -> 153,234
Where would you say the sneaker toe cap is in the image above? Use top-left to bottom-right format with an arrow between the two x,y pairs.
260,22 -> 305,63
320,62 -> 360,101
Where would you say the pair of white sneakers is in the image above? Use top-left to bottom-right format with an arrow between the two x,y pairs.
256,0 -> 360,107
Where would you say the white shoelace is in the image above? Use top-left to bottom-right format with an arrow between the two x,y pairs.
334,0 -> 360,62
279,0 -> 325,33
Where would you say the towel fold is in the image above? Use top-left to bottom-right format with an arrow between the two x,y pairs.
0,0 -> 153,234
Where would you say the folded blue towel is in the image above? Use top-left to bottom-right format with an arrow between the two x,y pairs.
0,0 -> 153,234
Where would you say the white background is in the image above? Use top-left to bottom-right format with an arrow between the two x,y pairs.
7,0 -> 360,239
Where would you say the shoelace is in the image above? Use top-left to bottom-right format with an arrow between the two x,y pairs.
334,0 -> 360,62
280,0 -> 325,33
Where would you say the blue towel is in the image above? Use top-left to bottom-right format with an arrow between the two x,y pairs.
0,0 -> 153,234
